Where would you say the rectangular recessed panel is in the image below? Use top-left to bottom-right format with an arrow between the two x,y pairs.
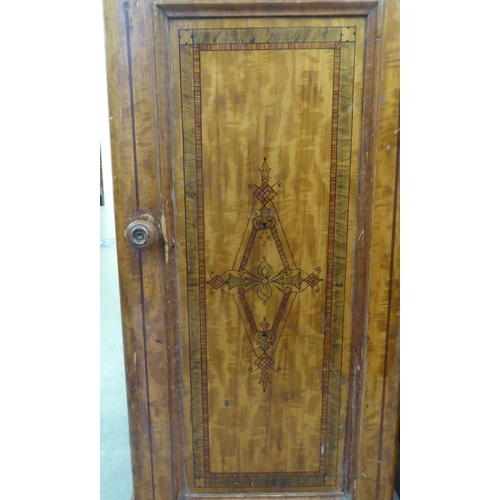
170,18 -> 365,492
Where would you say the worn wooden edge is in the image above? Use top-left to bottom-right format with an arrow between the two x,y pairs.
343,2 -> 380,494
353,0 -> 400,498
103,1 -> 154,498
185,494 -> 352,499
383,139 -> 399,499
156,0 -> 377,17
154,4 -> 188,500
104,0 -> 175,499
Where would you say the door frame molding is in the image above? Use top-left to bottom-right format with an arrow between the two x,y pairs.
103,1 -> 399,499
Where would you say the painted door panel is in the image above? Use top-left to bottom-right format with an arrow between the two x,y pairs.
103,2 -> 399,499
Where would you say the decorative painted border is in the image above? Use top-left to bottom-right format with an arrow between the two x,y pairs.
180,27 -> 356,489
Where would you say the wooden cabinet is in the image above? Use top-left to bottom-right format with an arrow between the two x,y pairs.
103,1 -> 399,499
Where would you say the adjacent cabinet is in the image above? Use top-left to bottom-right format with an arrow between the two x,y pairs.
103,1 -> 400,499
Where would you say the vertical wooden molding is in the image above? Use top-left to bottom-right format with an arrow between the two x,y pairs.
104,0 -> 175,498
155,4 -> 189,499
354,0 -> 400,499
345,3 -> 380,494
104,0 -> 155,497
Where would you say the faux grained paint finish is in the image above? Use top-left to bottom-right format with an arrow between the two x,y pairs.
172,19 -> 365,491
201,46 -> 335,476
104,1 -> 399,499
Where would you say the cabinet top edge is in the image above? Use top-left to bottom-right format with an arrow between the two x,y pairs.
156,1 -> 379,18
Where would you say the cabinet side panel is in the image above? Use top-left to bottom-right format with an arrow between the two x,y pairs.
104,1 -> 173,499
354,0 -> 400,499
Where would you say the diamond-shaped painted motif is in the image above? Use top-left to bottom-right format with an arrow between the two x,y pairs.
209,161 -> 322,392
255,353 -> 275,371
253,182 -> 277,205
208,275 -> 225,289
259,229 -> 270,245
305,273 -> 320,288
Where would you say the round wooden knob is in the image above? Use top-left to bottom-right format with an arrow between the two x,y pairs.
125,219 -> 158,251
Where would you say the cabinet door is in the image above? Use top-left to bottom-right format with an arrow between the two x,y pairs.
104,1 -> 399,500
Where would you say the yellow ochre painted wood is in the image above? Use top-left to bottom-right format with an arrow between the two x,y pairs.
103,1 -> 399,499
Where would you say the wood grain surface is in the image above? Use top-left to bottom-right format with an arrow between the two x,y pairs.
353,1 -> 400,498
104,1 -> 173,498
103,1 -> 399,499
170,17 -> 365,492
